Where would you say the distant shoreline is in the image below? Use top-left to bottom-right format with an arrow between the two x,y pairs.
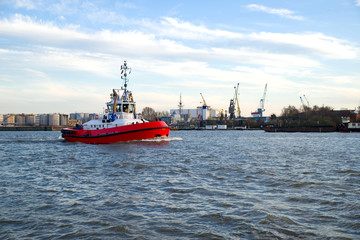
0,126 -> 64,131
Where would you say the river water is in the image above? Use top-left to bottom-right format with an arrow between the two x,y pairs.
0,130 -> 359,239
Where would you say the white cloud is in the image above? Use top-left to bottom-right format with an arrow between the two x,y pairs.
115,2 -> 136,9
321,75 -> 358,84
156,17 -> 244,40
211,47 -> 320,68
14,0 -> 36,10
249,32 -> 359,59
0,15 -> 324,79
247,4 -> 304,21
0,14 -> 83,44
355,0 -> 360,6
1,15 -> 357,63
0,14 -> 359,114
143,17 -> 358,60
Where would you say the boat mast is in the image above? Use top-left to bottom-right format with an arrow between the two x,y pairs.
120,60 -> 131,95
111,61 -> 131,118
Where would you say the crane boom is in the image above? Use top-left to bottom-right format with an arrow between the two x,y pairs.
251,83 -> 268,119
300,96 -> 306,109
200,93 -> 207,107
259,83 -> 267,111
235,83 -> 241,117
303,94 -> 310,107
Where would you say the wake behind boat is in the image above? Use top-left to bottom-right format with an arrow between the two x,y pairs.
61,61 -> 170,144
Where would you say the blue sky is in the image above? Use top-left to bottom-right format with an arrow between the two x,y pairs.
1,0 -> 360,116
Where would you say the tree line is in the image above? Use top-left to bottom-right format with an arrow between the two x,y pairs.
141,107 -> 169,121
269,105 -> 342,127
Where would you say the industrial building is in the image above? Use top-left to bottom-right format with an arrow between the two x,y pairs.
25,114 -> 35,126
0,112 -> 97,127
69,112 -> 96,123
0,113 -> 69,127
1,114 -> 15,126
170,108 -> 220,122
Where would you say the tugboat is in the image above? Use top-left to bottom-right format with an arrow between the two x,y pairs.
338,110 -> 360,133
61,61 -> 170,144
338,122 -> 360,133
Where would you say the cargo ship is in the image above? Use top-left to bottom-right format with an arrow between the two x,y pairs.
61,61 -> 170,144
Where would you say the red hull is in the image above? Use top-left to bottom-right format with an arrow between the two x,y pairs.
339,129 -> 360,133
61,121 -> 170,144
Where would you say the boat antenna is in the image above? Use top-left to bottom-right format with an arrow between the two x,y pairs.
120,60 -> 131,90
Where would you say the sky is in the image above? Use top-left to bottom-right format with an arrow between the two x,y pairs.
1,0 -> 360,116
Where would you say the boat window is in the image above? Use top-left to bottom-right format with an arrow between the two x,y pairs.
123,104 -> 129,113
106,105 -> 112,113
129,104 -> 134,113
116,104 -> 121,112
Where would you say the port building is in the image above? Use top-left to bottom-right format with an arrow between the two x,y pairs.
170,108 -> 220,122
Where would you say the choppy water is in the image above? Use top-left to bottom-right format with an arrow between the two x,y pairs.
0,130 -> 359,239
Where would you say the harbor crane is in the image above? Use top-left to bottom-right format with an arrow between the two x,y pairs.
200,93 -> 225,120
229,83 -> 241,119
303,94 -> 310,107
259,83 -> 267,112
251,83 -> 267,119
200,93 -> 210,120
235,83 -> 241,118
300,94 -> 311,111
200,93 -> 207,108
300,96 -> 307,109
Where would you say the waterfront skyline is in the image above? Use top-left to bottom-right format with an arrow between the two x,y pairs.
1,0 -> 360,116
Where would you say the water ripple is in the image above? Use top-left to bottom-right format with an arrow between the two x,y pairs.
0,131 -> 359,239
